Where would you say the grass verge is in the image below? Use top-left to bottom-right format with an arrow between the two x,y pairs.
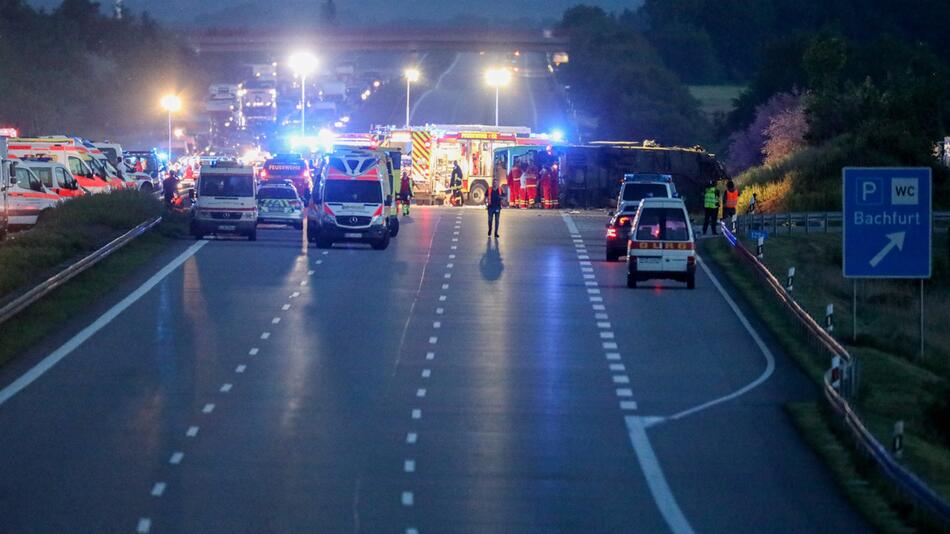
701,237 -> 948,531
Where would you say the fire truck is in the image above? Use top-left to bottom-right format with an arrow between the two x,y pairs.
381,125 -> 547,205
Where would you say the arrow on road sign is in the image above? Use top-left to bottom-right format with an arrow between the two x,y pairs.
869,232 -> 905,268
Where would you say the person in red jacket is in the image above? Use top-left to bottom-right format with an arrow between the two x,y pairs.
523,164 -> 538,208
548,165 -> 559,209
507,164 -> 522,209
540,165 -> 553,209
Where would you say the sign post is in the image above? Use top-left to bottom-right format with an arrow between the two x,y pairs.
843,168 -> 932,356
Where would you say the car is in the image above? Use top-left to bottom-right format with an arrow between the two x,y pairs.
307,149 -> 390,250
616,174 -> 675,214
190,162 -> 258,240
627,198 -> 696,289
257,184 -> 303,229
605,208 -> 637,261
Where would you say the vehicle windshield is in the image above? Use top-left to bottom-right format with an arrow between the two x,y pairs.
99,148 -> 119,164
199,175 -> 254,197
324,180 -> 382,203
622,183 -> 669,202
635,207 -> 690,241
258,187 -> 297,199
32,167 -> 54,188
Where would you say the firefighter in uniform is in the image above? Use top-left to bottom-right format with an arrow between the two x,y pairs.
722,180 -> 739,232
702,181 -> 719,235
523,164 -> 538,208
540,165 -> 554,209
549,165 -> 559,209
449,161 -> 464,207
507,162 -> 522,208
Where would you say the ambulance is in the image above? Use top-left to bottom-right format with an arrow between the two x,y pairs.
191,162 -> 258,240
307,149 -> 391,250
4,163 -> 61,229
17,159 -> 85,199
7,138 -> 112,194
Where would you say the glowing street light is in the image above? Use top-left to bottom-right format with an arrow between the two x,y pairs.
484,67 -> 512,127
288,51 -> 319,137
404,68 -> 421,128
160,94 -> 182,162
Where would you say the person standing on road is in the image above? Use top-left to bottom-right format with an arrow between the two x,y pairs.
702,181 -> 720,235
399,171 -> 413,216
722,180 -> 739,232
540,165 -> 553,209
507,161 -> 522,208
486,178 -> 503,238
450,161 -> 464,207
519,163 -> 528,208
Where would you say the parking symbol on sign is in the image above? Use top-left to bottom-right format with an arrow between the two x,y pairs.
891,178 -> 918,205
857,178 -> 883,205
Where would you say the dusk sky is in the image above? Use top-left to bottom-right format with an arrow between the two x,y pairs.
27,0 -> 644,26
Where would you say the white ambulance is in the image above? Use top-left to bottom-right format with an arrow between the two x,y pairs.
307,150 -> 390,250
191,162 -> 258,240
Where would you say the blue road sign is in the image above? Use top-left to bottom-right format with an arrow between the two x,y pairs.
749,230 -> 768,241
843,167 -> 932,278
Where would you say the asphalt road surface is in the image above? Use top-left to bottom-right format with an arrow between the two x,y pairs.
0,207 -> 867,533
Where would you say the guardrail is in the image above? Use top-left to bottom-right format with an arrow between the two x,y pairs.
718,222 -> 950,526
735,211 -> 950,236
0,217 -> 162,326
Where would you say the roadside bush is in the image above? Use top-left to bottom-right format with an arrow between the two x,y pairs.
0,191 -> 161,299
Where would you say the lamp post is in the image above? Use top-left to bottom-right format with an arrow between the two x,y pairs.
484,68 -> 512,127
404,68 -> 420,128
289,51 -> 319,138
159,94 -> 182,162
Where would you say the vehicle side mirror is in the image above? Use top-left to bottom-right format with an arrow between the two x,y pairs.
8,177 -> 17,186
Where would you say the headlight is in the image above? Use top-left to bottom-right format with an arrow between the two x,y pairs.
371,215 -> 383,225
322,212 -> 335,223
243,211 -> 256,220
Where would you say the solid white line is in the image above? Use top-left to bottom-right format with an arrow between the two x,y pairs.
625,416 -> 695,534
202,403 -> 215,414
249,348 -> 259,356
236,365 -> 246,373
169,452 -> 184,465
186,426 -> 200,437
281,304 -> 291,311
136,518 -> 152,533
402,491 -> 414,506
151,482 -> 166,497
0,241 -> 207,407
404,459 -> 416,473
220,383 -> 233,393
406,432 -> 418,444
260,332 -> 271,340
562,214 -> 580,234
663,259 -> 777,422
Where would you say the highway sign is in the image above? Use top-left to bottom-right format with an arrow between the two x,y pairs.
843,167 -> 932,278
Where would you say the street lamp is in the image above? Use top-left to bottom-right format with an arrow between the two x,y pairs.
160,94 -> 182,162
484,67 -> 512,127
288,51 -> 319,137
404,68 -> 420,128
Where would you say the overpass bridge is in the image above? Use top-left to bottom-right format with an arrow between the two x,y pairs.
188,27 -> 569,54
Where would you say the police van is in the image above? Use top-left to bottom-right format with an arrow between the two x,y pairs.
191,162 -> 258,240
307,150 -> 391,250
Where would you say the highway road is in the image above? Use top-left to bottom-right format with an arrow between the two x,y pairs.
0,208 -> 867,532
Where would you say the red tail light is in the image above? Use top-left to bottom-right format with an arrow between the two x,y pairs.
687,256 -> 696,265
606,228 -> 618,238
260,169 -> 268,178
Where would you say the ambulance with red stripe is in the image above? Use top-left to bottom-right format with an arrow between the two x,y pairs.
4,163 -> 61,229
308,149 -> 391,250
18,159 -> 85,199
36,136 -> 129,191
7,139 -> 112,194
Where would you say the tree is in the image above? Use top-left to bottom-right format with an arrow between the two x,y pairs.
726,92 -> 801,174
763,97 -> 807,164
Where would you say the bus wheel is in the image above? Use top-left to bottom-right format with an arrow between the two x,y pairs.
468,183 -> 487,205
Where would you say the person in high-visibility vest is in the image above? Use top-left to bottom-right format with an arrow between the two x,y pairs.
722,180 -> 739,232
507,163 -> 522,208
702,181 -> 720,235
398,171 -> 413,216
549,165 -> 559,209
523,164 -> 538,208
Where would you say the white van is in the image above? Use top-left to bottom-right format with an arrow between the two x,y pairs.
5,165 -> 61,228
307,151 -> 390,250
627,198 -> 696,289
191,162 -> 258,240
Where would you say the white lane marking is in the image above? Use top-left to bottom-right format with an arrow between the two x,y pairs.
307,270 -> 314,275
0,241 -> 208,407
404,460 -> 416,473
444,273 -> 452,279
609,363 -> 626,371
402,492 -> 414,506
582,267 -> 594,272
282,304 -> 291,311
137,518 -> 152,533
590,296 -> 604,302
428,336 -> 438,344
169,452 -> 184,465
411,409 -> 422,419
659,259 -> 777,423
579,255 -> 590,260
452,238 -> 458,242
621,401 -> 639,410
249,348 -> 259,356
447,263 -> 454,269
587,288 -> 601,294
416,388 -> 427,397
449,254 -> 456,259
626,416 -> 695,534
600,332 -> 615,339
151,482 -> 166,497
300,280 -> 308,286
220,383 -> 233,393
453,231 -> 459,235
451,245 -> 458,250
603,342 -> 618,349
186,426 -> 200,437
573,238 -> 584,243
236,365 -> 246,373
606,352 -> 621,360
442,283 -> 450,290
433,321 -> 441,329
322,251 -> 329,255
291,291 -> 300,298
406,432 -> 418,444
580,261 -> 592,266
315,260 -> 323,265
260,332 -> 271,340
272,317 -> 281,324
598,322 -> 612,329
563,215 -> 580,234
585,281 -> 597,287
426,352 -> 435,360
202,403 -> 215,414
407,528 -> 419,534
596,313 -> 609,320
422,369 -> 431,378
592,304 -> 606,311
616,388 -> 633,397
436,307 -> 444,315
439,295 -> 447,301
584,274 -> 596,280
612,375 -> 630,384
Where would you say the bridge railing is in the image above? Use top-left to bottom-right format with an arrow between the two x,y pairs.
718,221 -> 950,527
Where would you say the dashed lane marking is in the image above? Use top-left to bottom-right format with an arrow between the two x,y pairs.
606,353 -> 621,361
169,452 -> 184,465
402,492 -> 414,506
621,401 -> 639,410
439,295 -> 447,301
291,291 -> 300,298
426,352 -> 435,360
428,336 -> 438,344
151,482 -> 166,497
220,383 -> 233,393
442,283 -> 450,290
433,321 -> 441,329
260,332 -> 271,340
272,317 -> 281,324
404,460 -> 416,473
603,342 -> 618,350
136,518 -> 151,533
612,375 -> 630,384
436,307 -> 444,314
282,304 -> 291,311
406,432 -> 418,444
411,409 -> 422,419
609,363 -> 626,371
202,403 -> 215,414
416,388 -> 427,398
422,369 -> 431,378
236,365 -> 246,373
616,388 -> 633,397
186,426 -> 200,437
249,348 -> 259,356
